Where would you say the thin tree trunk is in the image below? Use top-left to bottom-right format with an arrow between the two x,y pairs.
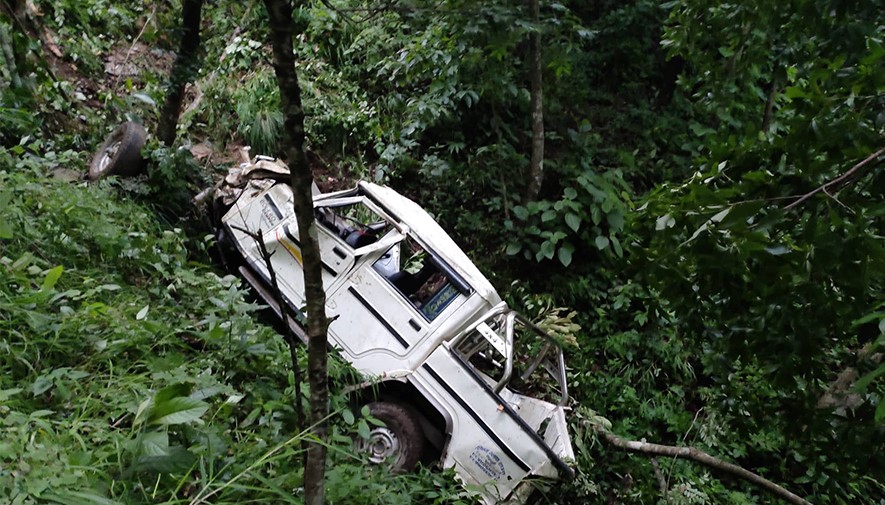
263,2 -> 330,505
157,0 -> 203,146
525,0 -> 544,202
0,19 -> 20,89
761,79 -> 777,133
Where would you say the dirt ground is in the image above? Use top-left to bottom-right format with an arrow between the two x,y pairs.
20,5 -> 353,189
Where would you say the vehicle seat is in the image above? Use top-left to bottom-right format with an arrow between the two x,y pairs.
346,230 -> 377,248
386,262 -> 439,299
388,271 -> 419,297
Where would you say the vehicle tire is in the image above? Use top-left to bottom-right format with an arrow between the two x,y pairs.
356,401 -> 426,472
88,122 -> 147,180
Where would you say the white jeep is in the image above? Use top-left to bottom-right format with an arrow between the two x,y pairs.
214,157 -> 575,503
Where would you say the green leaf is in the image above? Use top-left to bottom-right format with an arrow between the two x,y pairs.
367,416 -> 386,427
0,219 -> 12,239
558,242 -> 574,267
32,375 -> 54,395
540,240 -> 555,260
0,388 -> 22,401
134,446 -> 197,473
876,400 -> 885,423
785,86 -> 810,99
851,312 -> 885,327
512,205 -> 529,220
342,409 -> 355,425
765,245 -> 791,256
42,265 -> 64,291
136,305 -> 150,320
606,211 -> 625,231
655,214 -> 675,231
505,242 -> 522,255
710,207 -> 730,223
139,431 -> 170,457
155,383 -> 193,404
565,213 -> 581,232
854,365 -> 885,392
595,236 -> 610,250
134,398 -> 152,427
148,397 -> 209,426
564,187 -> 577,199
43,490 -> 122,505
719,201 -> 765,229
541,210 -> 556,222
357,419 -> 371,439
611,236 -> 623,257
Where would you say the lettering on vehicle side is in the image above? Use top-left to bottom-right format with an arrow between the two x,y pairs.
260,194 -> 282,226
469,445 -> 506,480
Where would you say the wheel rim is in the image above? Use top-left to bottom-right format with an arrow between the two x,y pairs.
359,426 -> 400,464
96,140 -> 122,175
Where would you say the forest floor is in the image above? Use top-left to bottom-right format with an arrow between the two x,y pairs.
20,8 -> 352,192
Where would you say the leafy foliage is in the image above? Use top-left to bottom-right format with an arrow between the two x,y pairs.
3,0 -> 884,503
0,159 -> 471,504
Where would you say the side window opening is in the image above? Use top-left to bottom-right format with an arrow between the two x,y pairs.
372,235 -> 462,321
316,201 -> 392,249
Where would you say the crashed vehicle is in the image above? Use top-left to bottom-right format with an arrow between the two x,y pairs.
90,125 -> 576,501
209,157 -> 575,503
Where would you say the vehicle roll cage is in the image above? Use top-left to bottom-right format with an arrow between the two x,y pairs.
449,302 -> 569,406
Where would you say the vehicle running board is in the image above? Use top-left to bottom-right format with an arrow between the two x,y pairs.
238,265 -> 309,345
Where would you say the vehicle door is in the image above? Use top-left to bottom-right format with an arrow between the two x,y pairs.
328,232 -> 474,363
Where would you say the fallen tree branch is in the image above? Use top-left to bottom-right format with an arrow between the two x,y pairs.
784,146 -> 885,211
595,429 -> 813,505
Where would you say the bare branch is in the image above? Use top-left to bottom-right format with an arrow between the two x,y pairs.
596,429 -> 814,505
822,186 -> 852,212
666,407 -> 703,493
111,5 -> 156,94
233,224 -> 306,459
784,145 -> 885,211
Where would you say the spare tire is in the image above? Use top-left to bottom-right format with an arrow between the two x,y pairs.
88,122 -> 147,180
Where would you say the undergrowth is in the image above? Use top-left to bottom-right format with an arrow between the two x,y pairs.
0,158 -> 472,505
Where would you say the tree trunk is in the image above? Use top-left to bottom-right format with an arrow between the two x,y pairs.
0,19 -> 20,89
156,0 -> 203,146
263,2 -> 330,505
525,0 -> 544,202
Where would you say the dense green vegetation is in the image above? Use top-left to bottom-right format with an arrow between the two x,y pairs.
2,0 -> 883,504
